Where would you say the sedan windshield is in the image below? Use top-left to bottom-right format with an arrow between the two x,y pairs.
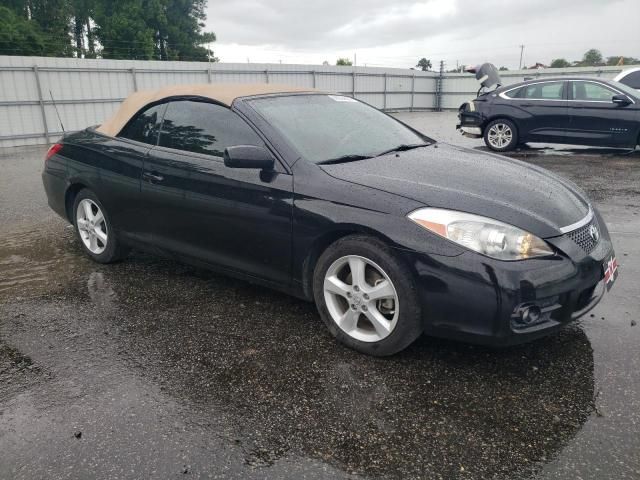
247,94 -> 431,163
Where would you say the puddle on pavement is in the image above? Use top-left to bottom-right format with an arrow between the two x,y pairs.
0,222 -> 597,479
0,343 -> 45,404
0,224 -> 81,300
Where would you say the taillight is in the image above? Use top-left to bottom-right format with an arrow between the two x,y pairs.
45,143 -> 63,161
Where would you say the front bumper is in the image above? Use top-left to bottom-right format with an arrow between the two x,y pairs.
457,104 -> 485,138
396,226 -> 615,346
458,126 -> 482,138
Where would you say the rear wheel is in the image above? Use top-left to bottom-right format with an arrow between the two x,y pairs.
73,189 -> 129,263
313,235 -> 423,356
484,118 -> 518,152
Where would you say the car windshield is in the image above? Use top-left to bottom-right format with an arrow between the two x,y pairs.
247,94 -> 431,163
610,80 -> 640,99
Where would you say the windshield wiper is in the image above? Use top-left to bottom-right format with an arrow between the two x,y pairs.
318,143 -> 430,165
317,154 -> 374,165
375,143 -> 430,157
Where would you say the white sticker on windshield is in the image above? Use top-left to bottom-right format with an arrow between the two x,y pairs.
328,95 -> 357,102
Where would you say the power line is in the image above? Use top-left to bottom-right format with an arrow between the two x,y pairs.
3,29 -> 633,57
2,33 -> 636,68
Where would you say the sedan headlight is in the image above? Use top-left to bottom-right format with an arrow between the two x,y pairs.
408,208 -> 554,260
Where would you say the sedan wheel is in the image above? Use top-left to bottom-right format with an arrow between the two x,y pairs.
484,119 -> 518,152
487,123 -> 513,149
76,199 -> 108,254
313,235 -> 423,356
323,255 -> 399,343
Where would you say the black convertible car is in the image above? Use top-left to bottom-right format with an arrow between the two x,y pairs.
458,64 -> 640,152
42,84 -> 618,356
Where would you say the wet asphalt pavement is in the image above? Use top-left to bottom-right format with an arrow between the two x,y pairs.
1,112 -> 639,479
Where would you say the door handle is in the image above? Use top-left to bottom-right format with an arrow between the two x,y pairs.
142,171 -> 164,183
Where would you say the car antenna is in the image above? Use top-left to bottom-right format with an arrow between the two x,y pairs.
49,90 -> 65,134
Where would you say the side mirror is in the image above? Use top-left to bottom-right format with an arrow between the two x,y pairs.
224,145 -> 274,170
612,94 -> 632,106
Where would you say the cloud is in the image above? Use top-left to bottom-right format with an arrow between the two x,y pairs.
205,0 -> 639,67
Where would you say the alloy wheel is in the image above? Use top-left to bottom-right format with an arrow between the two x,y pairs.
76,199 -> 108,254
323,255 -> 399,342
487,123 -> 513,149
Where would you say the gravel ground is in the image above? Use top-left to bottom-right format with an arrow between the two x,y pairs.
0,112 -> 639,479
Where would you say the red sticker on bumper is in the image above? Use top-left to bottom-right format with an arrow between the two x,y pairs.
604,256 -> 618,291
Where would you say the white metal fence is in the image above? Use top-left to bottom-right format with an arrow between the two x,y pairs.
0,55 -> 628,148
0,56 -> 438,148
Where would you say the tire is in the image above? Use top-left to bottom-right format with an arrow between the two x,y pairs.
312,234 -> 423,356
72,189 -> 129,264
483,118 -> 518,152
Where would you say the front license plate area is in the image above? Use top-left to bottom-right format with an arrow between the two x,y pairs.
603,254 -> 619,291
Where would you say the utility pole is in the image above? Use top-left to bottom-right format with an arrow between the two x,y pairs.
435,60 -> 445,112
518,44 -> 525,70
354,52 -> 357,67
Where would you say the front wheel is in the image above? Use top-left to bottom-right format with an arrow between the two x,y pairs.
484,119 -> 518,152
313,235 -> 423,356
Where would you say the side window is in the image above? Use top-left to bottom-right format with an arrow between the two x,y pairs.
572,81 -> 616,101
158,100 -> 264,157
523,82 -> 564,100
118,103 -> 166,145
620,71 -> 640,89
503,87 -> 523,99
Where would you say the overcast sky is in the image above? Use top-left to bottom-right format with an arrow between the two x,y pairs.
205,0 -> 639,69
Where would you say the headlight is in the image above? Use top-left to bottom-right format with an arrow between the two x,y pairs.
408,208 -> 554,260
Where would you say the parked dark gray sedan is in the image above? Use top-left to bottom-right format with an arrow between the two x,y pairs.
458,70 -> 640,152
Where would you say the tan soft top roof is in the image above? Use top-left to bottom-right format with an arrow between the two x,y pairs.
96,83 -> 318,137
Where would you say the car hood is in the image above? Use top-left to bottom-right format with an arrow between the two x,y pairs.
320,143 -> 590,238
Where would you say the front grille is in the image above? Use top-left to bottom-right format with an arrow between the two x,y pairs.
566,217 -> 600,254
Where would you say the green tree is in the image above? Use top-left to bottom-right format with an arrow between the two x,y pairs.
416,57 -> 431,71
581,49 -> 604,66
93,0 -> 156,59
0,5 -> 47,55
550,58 -> 571,68
0,1 -> 74,56
27,0 -> 75,56
148,0 -> 218,61
336,57 -> 352,66
2,0 -> 28,15
0,0 -> 218,60
499,66 -> 509,71
70,0 -> 96,57
94,0 -> 216,61
159,0 -> 216,61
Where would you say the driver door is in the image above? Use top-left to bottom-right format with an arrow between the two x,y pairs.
141,100 -> 294,285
